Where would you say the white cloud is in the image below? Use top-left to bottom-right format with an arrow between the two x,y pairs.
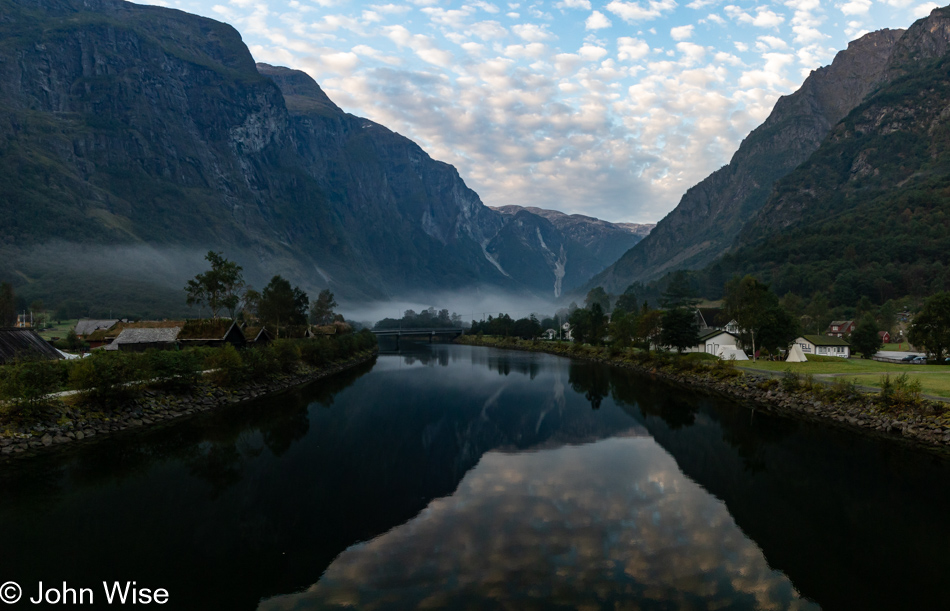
913,2 -> 939,18
617,36 -> 650,61
838,0 -> 871,15
585,10 -> 613,29
556,0 -> 591,8
512,23 -> 555,41
670,24 -> 694,40
605,0 -> 677,23
724,5 -> 785,28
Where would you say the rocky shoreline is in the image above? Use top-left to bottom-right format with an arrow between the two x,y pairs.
457,337 -> 950,454
0,349 -> 378,460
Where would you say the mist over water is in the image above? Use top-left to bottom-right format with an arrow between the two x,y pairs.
340,288 -> 561,327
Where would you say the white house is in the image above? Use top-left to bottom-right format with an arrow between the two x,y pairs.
687,329 -> 748,360
795,335 -> 850,358
541,329 -> 557,340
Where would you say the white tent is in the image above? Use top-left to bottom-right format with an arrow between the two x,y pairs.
718,347 -> 748,361
786,343 -> 807,363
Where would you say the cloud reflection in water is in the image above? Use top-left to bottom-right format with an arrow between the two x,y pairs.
260,437 -> 817,610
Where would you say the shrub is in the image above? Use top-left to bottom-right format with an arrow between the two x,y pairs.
781,369 -> 801,392
758,378 -> 780,391
147,350 -> 201,392
68,351 -> 142,407
205,344 -> 244,387
0,359 -> 66,411
270,339 -> 300,374
878,373 -> 923,410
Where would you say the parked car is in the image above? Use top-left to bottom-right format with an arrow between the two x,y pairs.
912,356 -> 927,364
901,355 -> 917,362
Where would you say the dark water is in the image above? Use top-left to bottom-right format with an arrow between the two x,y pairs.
2,344 -> 949,610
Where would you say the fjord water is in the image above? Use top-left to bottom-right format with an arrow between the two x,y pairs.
2,345 -> 949,610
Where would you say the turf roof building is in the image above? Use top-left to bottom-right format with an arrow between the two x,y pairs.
795,335 -> 851,358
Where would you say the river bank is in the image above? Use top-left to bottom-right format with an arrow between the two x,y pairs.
0,349 -> 378,460
456,336 -> 950,453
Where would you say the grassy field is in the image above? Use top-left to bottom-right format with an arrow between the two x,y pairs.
735,357 -> 940,374
35,319 -> 78,341
738,357 -> 950,397
880,343 -> 914,351
842,373 -> 950,398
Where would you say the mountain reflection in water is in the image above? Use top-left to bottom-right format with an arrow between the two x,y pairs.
1,343 -> 948,611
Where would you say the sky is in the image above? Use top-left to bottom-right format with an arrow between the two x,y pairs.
146,0 -> 937,223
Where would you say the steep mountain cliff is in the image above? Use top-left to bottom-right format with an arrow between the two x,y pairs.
585,28 -> 905,294
715,6 -> 950,304
0,0 -> 605,313
489,206 -> 653,297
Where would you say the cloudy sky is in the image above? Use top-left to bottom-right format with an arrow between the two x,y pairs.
152,0 -> 936,222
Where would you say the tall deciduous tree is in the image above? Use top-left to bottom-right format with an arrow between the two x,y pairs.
724,275 -> 778,361
185,251 -> 245,320
908,292 -> 950,360
661,270 -> 699,309
259,276 -> 309,337
310,289 -> 338,325
851,314 -> 883,359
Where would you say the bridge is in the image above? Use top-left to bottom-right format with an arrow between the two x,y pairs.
371,327 -> 465,345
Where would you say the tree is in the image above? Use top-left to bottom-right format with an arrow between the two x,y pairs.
908,292 -> 950,360
585,287 -> 610,312
608,309 -> 638,347
0,282 -> 15,326
851,314 -> 883,359
661,270 -> 698,308
240,286 -> 261,323
756,306 -> 798,355
310,289 -> 338,325
637,309 -> 664,351
569,308 -> 591,344
724,275 -> 778,361
660,307 -> 699,353
185,251 -> 245,320
614,284 -> 641,313
259,276 -> 309,337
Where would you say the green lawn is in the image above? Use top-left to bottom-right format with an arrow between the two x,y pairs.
880,343 -> 913,351
844,373 -> 950,399
737,357 -> 944,375
737,357 -> 950,398
36,319 -> 78,341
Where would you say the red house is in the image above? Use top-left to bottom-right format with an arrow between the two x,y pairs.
825,320 -> 856,338
878,330 -> 891,343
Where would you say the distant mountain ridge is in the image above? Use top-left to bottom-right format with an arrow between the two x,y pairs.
585,27 -> 906,294
0,0 -> 626,313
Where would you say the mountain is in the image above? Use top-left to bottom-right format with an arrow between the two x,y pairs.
489,206 -> 652,297
712,6 -> 950,304
584,28 -> 906,294
0,0 -> 617,315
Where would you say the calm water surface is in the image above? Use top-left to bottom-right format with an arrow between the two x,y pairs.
2,343 -> 949,610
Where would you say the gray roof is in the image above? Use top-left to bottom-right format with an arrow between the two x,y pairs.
113,327 -> 182,344
74,319 -> 119,336
0,328 -> 63,364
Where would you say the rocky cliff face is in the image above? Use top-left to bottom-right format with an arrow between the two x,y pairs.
585,28 -> 905,294
0,0 -> 602,312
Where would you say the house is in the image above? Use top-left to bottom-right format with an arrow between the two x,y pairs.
795,335 -> 851,358
14,313 -> 32,328
74,319 -> 119,339
878,330 -> 891,343
541,329 -> 557,340
0,328 -> 63,365
696,308 -> 740,334
686,329 -> 748,360
109,321 -> 185,352
243,326 -> 274,346
177,319 -> 246,348
825,320 -> 855,338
